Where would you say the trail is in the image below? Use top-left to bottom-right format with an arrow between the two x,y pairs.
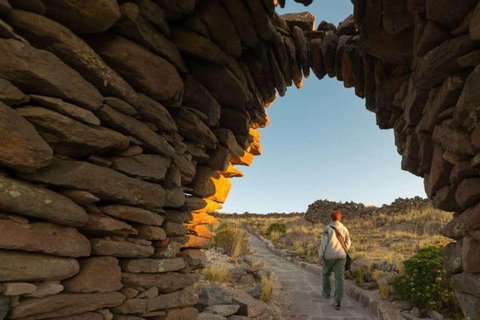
248,234 -> 376,320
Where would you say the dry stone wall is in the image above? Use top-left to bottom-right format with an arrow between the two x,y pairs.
0,0 -> 479,319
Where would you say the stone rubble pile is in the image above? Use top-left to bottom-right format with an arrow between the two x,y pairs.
305,197 -> 431,224
0,0 -> 479,318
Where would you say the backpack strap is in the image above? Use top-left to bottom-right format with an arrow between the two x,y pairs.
331,226 -> 349,254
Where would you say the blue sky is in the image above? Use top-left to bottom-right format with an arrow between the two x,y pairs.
221,0 -> 426,214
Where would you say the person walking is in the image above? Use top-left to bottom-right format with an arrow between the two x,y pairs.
317,210 -> 351,310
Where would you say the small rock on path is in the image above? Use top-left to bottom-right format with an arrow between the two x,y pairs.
248,234 -> 376,320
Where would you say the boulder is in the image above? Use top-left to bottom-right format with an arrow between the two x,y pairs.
113,2 -> 186,72
0,78 -> 29,106
120,258 -> 185,273
442,242 -> 463,275
452,272 -> 480,297
198,313 -> 226,320
441,202 -> 480,240
213,128 -> 244,158
415,20 -> 450,57
0,220 -> 90,257
0,38 -> 102,110
219,108 -> 250,136
152,240 -> 182,259
18,106 -> 129,157
175,108 -> 218,149
181,249 -> 207,269
456,178 -> 480,208
41,0 -> 121,34
121,272 -> 199,293
0,101 -> 52,172
183,75 -> 221,127
63,257 -> 122,293
10,292 -> 125,319
100,205 -> 164,226
143,286 -> 197,312
90,238 -> 154,258
163,221 -> 187,237
164,187 -> 186,208
432,121 -> 474,156
20,158 -> 166,211
0,175 -> 88,227
461,236 -> 480,273
0,250 -> 79,282
6,9 -> 140,108
88,34 -> 183,106
112,154 -> 170,182
454,64 -> 480,131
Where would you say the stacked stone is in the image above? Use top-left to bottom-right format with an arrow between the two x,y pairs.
304,197 -> 432,224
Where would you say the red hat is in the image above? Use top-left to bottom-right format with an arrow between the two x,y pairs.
331,211 -> 342,221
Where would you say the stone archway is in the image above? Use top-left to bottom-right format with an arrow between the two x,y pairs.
0,0 -> 479,319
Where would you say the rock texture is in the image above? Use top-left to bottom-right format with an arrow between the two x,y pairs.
0,0 -> 478,319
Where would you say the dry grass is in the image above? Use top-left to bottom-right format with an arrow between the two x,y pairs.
379,281 -> 391,300
260,275 -> 274,302
203,264 -> 229,283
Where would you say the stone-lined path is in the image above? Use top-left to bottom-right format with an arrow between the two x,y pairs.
248,234 -> 375,320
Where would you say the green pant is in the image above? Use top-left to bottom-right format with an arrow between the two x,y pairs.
322,258 -> 346,304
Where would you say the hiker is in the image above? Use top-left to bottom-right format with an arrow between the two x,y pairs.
317,210 -> 351,310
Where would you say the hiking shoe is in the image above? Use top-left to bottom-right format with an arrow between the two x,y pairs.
335,303 -> 341,310
322,292 -> 330,299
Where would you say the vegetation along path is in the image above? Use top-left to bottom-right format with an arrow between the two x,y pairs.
248,233 -> 375,320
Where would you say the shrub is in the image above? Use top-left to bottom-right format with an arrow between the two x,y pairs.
203,264 -> 228,283
266,223 -> 287,237
354,268 -> 365,287
392,246 -> 460,314
260,275 -> 274,302
213,227 -> 250,258
268,230 -> 282,244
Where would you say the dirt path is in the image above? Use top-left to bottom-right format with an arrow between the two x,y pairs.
248,233 -> 376,320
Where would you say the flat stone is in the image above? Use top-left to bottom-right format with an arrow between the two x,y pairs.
245,0 -> 273,41
0,175 -> 88,227
191,166 -> 232,203
63,257 -> 122,293
456,178 -> 480,208
152,241 -> 183,259
189,62 -> 249,109
90,238 -> 154,258
292,26 -> 310,78
41,0 -> 121,34
220,0 -> 258,47
0,78 -> 29,106
112,155 -> 170,182
175,108 -> 218,149
433,121 -> 474,155
88,34 -> 183,107
415,35 -> 474,90
100,205 -> 164,226
146,286 -> 197,311
6,9 -> 140,108
461,236 -> 480,273
282,12 -> 315,31
199,0 -> 241,57
113,2 -> 186,72
471,2 -> 480,41
0,250 -> 79,282
164,187 -> 186,208
60,190 -> 99,205
132,0 -> 169,35
181,249 -> 207,270
25,282 -> 64,298
416,20 -> 450,57
0,38 -> 102,110
160,307 -> 199,320
452,272 -> 480,296
120,257 -> 185,273
96,104 -> 174,157
137,94 -> 177,132
135,225 -> 167,240
0,101 -> 52,172
0,220 -> 90,257
198,313 -> 226,320
20,158 -> 166,211
104,97 -> 137,116
163,221 -> 187,237
10,292 -> 125,319
121,272 -> 199,293
455,64 -> 480,131
3,282 -> 37,296
426,0 -> 478,29
81,214 -> 137,237
18,106 -> 129,157
29,95 -> 100,125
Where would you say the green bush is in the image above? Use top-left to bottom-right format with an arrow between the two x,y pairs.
392,246 -> 460,314
266,223 -> 287,236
